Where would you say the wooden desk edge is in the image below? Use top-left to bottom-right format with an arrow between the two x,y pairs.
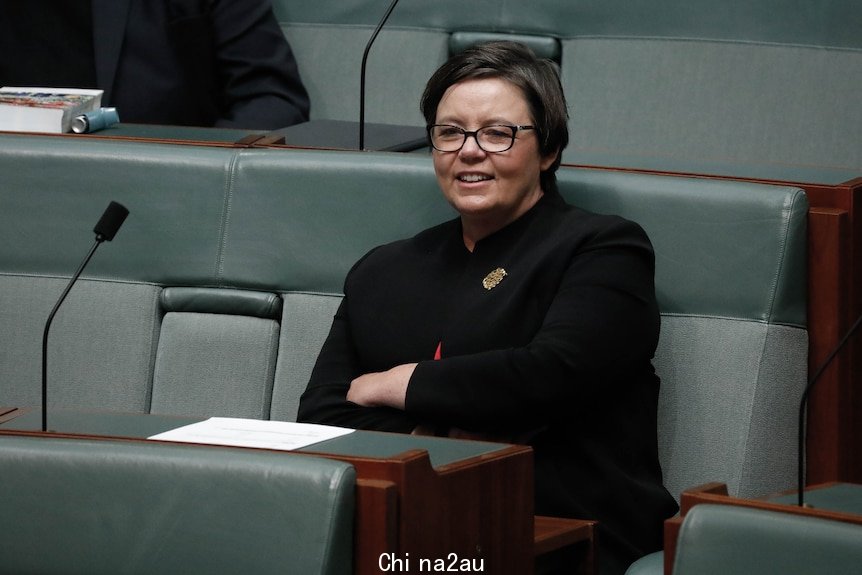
533,515 -> 595,556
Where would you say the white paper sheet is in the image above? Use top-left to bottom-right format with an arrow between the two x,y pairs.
148,417 -> 354,451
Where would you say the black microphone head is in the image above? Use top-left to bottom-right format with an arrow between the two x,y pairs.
93,201 -> 129,241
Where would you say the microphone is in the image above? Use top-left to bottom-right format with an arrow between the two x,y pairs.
41,201 -> 129,432
94,200 -> 130,241
358,0 -> 401,150
797,311 -> 862,506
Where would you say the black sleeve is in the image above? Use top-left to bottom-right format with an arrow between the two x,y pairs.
297,296 -> 420,432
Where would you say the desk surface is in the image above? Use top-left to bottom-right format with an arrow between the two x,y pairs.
0,407 -> 513,469
565,150 -> 861,187
27,120 -> 429,152
767,483 -> 862,516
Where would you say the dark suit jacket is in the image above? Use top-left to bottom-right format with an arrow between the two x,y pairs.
299,191 -> 678,574
93,0 -> 309,129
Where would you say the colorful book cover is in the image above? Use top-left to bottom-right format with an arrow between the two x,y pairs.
0,87 -> 103,133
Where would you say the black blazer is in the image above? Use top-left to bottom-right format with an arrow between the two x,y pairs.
93,0 -> 309,129
299,191 -> 678,574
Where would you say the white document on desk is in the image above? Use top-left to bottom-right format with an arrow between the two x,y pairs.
148,417 -> 354,450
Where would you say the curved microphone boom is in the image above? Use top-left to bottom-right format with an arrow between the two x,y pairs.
797,312 -> 862,506
359,0 -> 401,150
41,201 -> 129,432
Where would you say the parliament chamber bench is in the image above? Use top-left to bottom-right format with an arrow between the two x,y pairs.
0,132 -> 808,571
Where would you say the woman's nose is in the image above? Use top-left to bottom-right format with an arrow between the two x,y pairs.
459,133 -> 486,158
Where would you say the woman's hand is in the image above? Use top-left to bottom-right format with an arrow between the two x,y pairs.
347,363 -> 417,410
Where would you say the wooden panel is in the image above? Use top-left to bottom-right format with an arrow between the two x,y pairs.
751,180 -> 862,483
308,446 -> 536,574
806,208 -> 851,482
354,479 -> 398,575
535,516 -> 596,575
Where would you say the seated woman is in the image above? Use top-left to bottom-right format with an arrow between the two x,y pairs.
298,41 -> 677,575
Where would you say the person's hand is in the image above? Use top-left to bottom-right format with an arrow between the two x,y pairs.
347,363 -> 417,410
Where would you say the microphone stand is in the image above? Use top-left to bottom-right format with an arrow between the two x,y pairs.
41,201 -> 128,432
41,237 -> 105,432
359,0 -> 401,151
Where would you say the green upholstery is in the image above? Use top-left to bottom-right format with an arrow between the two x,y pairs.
272,0 -> 862,177
449,32 -> 561,62
0,134 -> 806,500
271,292 -> 344,422
150,311 -> 279,418
280,23 -> 445,126
0,434 -> 355,575
672,504 -> 862,575
561,38 -> 861,172
272,0 -> 861,47
160,287 -> 284,319
0,276 -> 161,412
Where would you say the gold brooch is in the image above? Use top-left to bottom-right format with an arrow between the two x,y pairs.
482,267 -> 507,290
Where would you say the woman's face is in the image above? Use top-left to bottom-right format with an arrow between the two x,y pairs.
432,77 -> 556,237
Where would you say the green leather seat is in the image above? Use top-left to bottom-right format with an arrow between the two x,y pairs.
0,435 -> 355,575
672,504 -> 862,575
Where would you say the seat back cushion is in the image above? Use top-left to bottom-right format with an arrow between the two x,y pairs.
149,287 -> 282,418
674,504 -> 862,575
0,276 -> 160,412
0,435 -> 355,575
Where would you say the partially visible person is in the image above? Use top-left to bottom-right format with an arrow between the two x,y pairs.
298,41 -> 677,574
0,0 -> 309,129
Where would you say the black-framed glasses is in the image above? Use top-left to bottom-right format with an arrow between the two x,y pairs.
427,124 -> 536,153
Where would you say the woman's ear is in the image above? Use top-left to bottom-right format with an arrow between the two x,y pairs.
540,148 -> 559,172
